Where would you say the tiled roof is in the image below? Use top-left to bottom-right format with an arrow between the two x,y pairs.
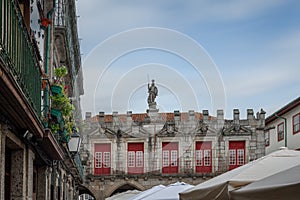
88,111 -> 214,123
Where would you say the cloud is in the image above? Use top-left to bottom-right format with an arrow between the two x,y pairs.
77,0 -> 286,53
224,65 -> 299,98
269,29 -> 300,56
77,0 -> 300,118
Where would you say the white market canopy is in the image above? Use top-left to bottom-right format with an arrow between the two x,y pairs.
128,185 -> 166,200
180,148 -> 300,200
105,190 -> 140,200
131,182 -> 193,200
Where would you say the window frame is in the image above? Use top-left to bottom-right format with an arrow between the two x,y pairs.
265,130 -> 270,147
204,149 -> 211,166
170,150 -> 178,166
136,151 -> 143,167
293,113 -> 300,135
277,122 -> 284,142
229,149 -> 236,166
162,150 -> 169,167
95,152 -> 102,168
195,150 -> 203,166
103,152 -> 110,168
237,149 -> 244,165
128,151 -> 135,167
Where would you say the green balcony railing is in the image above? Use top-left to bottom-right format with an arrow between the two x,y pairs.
0,0 -> 42,116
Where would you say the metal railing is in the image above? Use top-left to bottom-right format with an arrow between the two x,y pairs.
54,0 -> 81,79
0,0 -> 42,116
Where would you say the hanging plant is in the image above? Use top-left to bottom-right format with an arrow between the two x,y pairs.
54,66 -> 67,82
49,65 -> 76,141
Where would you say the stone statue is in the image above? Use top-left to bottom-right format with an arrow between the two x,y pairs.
148,79 -> 158,104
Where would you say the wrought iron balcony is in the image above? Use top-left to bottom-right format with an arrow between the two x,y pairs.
0,0 -> 41,116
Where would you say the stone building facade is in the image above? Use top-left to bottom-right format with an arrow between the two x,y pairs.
0,0 -> 88,199
81,107 -> 266,199
265,96 -> 300,154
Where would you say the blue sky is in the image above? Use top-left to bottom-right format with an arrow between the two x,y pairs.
77,0 -> 300,118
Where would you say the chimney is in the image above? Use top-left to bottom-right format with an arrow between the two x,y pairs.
99,112 -> 105,124
217,110 -> 224,129
188,110 -> 195,121
217,110 -> 224,120
202,110 -> 209,122
259,109 -> 266,126
233,109 -> 240,120
247,109 -> 254,120
112,111 -> 118,127
174,110 -> 180,123
85,112 -> 91,120
127,111 -> 132,123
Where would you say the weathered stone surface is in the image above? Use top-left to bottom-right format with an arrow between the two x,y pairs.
81,109 -> 266,199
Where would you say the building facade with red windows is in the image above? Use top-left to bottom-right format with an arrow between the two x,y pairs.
80,108 -> 266,199
265,96 -> 300,154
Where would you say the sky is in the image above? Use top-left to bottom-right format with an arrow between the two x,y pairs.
76,0 -> 300,119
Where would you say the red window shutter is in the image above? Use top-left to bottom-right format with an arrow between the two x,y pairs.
94,143 -> 111,175
162,142 -> 178,174
128,143 -> 144,174
229,141 -> 245,170
195,141 -> 212,173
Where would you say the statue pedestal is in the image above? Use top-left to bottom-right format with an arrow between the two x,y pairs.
147,102 -> 159,122
148,102 -> 157,110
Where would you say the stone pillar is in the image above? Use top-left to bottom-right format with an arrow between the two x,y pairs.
0,124 -> 6,200
47,166 -> 52,200
116,138 -> 124,174
85,112 -> 92,129
188,110 -> 195,121
233,109 -> 240,132
174,110 -> 180,125
112,111 -> 118,127
26,149 -> 35,200
259,109 -> 266,126
233,109 -> 240,122
247,109 -> 254,120
147,107 -> 159,122
99,112 -> 105,124
37,167 -> 48,200
67,175 -> 73,200
126,111 -> 132,126
85,112 -> 92,120
10,149 -> 26,200
202,110 -> 209,123
217,110 -> 224,130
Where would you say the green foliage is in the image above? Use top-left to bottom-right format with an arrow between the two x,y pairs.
54,65 -> 67,83
50,123 -> 60,134
50,65 -> 76,141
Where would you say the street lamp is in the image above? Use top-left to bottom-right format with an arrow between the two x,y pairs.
68,129 -> 82,155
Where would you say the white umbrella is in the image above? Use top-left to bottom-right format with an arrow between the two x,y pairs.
105,190 -> 140,200
128,185 -> 166,200
180,148 -> 300,200
142,182 -> 194,200
230,164 -> 300,200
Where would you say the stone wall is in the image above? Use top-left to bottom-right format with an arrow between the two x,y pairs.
81,108 -> 266,199
0,122 -> 77,200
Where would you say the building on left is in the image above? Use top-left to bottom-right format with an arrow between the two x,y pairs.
0,0 -> 91,199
